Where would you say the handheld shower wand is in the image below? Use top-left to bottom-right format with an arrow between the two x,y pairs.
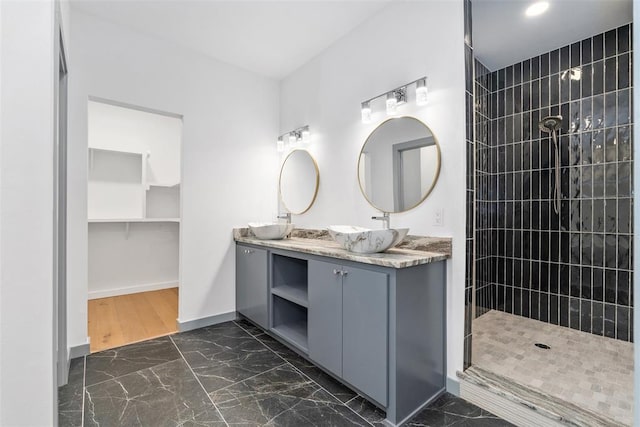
539,115 -> 563,215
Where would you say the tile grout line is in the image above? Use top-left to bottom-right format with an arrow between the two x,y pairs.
233,320 -> 376,427
282,358 -> 376,427
187,321 -> 326,425
182,321 -> 289,391
344,395 -> 358,405
168,335 -> 230,427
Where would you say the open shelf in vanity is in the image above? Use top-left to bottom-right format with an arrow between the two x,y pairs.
270,253 -> 309,352
272,295 -> 308,352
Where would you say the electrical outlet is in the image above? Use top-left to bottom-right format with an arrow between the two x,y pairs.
434,208 -> 444,226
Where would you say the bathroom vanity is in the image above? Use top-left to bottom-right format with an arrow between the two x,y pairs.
234,228 -> 451,426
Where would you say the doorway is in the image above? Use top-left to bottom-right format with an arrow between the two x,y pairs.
86,99 -> 182,352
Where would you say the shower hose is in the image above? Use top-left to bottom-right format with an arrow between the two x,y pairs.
551,130 -> 560,215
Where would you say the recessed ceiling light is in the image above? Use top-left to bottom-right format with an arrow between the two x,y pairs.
525,1 -> 549,17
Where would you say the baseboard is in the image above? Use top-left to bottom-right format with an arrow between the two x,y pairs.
88,281 -> 178,299
177,311 -> 237,332
69,340 -> 90,359
446,375 -> 460,396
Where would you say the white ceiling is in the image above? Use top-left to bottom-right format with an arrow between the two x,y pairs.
70,0 -> 392,79
473,0 -> 633,71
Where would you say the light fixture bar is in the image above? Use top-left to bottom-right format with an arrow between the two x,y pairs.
276,125 -> 311,150
361,76 -> 427,106
360,76 -> 428,123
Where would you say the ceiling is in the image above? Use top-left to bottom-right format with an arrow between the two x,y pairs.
473,0 -> 633,71
70,0 -> 392,80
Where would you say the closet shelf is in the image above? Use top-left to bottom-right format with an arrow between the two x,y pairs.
88,218 -> 180,223
88,146 -> 144,157
147,182 -> 180,189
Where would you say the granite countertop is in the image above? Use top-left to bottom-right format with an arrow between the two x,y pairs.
233,228 -> 452,269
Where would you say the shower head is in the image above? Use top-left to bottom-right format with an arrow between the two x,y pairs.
539,115 -> 563,133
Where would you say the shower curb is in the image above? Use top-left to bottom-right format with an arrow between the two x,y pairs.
457,366 -> 625,427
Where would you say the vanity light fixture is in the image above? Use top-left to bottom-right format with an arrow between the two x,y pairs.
276,125 -> 311,151
361,101 -> 372,124
416,78 -> 428,106
289,131 -> 300,147
301,126 -> 311,144
386,91 -> 399,115
386,87 -> 406,115
360,76 -> 427,123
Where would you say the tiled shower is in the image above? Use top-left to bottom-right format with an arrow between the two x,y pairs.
464,1 -> 635,421
473,24 -> 634,342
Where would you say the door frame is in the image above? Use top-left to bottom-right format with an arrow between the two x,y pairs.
54,26 -> 69,387
391,136 -> 435,211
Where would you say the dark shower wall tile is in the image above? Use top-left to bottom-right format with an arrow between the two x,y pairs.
476,23 -> 634,343
464,0 -> 475,368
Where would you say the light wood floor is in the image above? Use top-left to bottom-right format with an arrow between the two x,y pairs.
88,288 -> 178,353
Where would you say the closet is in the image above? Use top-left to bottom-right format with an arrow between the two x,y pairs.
87,100 -> 181,352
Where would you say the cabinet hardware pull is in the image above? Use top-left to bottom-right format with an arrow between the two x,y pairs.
333,269 -> 340,275
342,270 -> 348,276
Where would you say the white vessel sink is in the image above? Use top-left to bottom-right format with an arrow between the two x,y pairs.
248,222 -> 295,240
327,225 -> 409,254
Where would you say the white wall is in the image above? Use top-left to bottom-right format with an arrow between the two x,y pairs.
0,1 -> 3,415
88,101 -> 182,185
67,10 -> 279,348
0,0 -> 57,424
88,222 -> 179,298
279,1 -> 466,382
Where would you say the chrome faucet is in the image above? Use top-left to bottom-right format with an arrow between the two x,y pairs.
277,212 -> 292,224
372,212 -> 390,229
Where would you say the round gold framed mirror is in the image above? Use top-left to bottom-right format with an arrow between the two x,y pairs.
279,149 -> 320,214
357,116 -> 441,213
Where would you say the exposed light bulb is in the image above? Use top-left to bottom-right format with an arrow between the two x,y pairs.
289,133 -> 298,147
276,137 -> 284,152
386,92 -> 398,115
361,101 -> 372,123
302,127 -> 310,144
525,1 -> 549,17
416,78 -> 428,106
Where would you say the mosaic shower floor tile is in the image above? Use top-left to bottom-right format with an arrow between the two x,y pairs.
473,310 -> 633,426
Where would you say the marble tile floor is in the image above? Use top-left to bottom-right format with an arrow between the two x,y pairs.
59,319 -> 513,426
473,310 -> 634,426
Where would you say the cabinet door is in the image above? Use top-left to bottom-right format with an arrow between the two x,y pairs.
342,267 -> 388,406
236,245 -> 268,329
308,259 -> 343,377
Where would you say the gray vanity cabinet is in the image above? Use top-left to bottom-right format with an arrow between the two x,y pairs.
236,244 -> 268,329
308,260 -> 342,377
235,239 -> 447,426
308,259 -> 388,406
342,266 -> 388,406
